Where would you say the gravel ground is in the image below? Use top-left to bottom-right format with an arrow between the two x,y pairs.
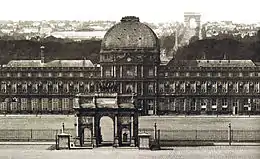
0,146 -> 259,159
1,115 -> 260,130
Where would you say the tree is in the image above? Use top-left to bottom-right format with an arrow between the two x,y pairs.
257,30 -> 260,41
189,36 -> 199,44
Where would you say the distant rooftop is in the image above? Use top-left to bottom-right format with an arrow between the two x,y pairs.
4,59 -> 94,67
167,60 -> 256,67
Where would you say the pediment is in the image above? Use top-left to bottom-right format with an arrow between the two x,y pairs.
116,55 -> 143,64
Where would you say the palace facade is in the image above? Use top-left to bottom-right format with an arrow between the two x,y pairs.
0,16 -> 260,115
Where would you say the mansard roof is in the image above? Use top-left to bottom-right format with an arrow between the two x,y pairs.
4,59 -> 94,67
167,60 -> 256,67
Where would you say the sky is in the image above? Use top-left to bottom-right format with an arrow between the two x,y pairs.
0,0 -> 260,23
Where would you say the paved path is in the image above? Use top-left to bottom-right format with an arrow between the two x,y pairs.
0,142 -> 55,145
0,146 -> 259,159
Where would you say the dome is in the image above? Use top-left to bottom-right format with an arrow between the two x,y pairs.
101,16 -> 159,51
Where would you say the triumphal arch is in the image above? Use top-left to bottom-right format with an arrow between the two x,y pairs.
73,81 -> 138,147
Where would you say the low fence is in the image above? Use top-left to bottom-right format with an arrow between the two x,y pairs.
0,128 -> 75,142
138,128 -> 260,143
0,128 -> 259,143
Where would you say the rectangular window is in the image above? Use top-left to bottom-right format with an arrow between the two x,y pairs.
200,99 -> 207,111
212,99 -> 217,106
31,98 -> 39,111
62,98 -> 69,111
159,99 -> 164,109
126,66 -> 135,77
10,102 -> 18,111
233,99 -> 238,107
148,100 -> 154,109
148,68 -> 154,76
191,98 -> 196,111
212,99 -> 217,111
0,102 -> 8,111
21,98 -> 28,111
147,100 -> 154,115
222,98 -> 228,106
105,69 -> 111,77
41,98 -> 49,110
169,98 -> 175,111
52,98 -> 59,111
255,99 -> 260,111
222,98 -> 228,110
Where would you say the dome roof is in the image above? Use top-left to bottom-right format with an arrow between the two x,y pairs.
101,16 -> 159,51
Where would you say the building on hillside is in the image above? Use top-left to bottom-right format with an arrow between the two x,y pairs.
0,16 -> 260,115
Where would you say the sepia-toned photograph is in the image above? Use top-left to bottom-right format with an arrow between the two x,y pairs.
0,0 -> 259,158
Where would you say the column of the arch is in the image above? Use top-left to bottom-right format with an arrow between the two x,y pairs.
130,115 -> 135,146
92,115 -> 96,147
113,116 -> 119,147
77,115 -> 84,146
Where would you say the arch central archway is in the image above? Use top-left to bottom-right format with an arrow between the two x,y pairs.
99,116 -> 114,145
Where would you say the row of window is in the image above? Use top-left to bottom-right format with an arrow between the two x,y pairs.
164,72 -> 260,77
0,82 -> 95,94
2,71 -> 260,78
1,83 -> 258,95
103,66 -> 155,77
0,72 -> 97,78
0,98 -> 74,111
152,98 -> 260,111
158,82 -> 260,94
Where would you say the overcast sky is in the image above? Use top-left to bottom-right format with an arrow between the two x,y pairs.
0,0 -> 259,23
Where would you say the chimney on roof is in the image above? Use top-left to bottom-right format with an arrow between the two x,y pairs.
40,45 -> 45,63
83,57 -> 86,67
202,52 -> 206,60
223,53 -> 227,60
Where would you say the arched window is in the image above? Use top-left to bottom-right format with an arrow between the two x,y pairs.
22,83 -> 27,93
126,84 -> 133,94
148,83 -> 154,94
43,83 -> 48,93
1,83 -> 6,93
159,83 -> 164,93
53,83 -> 58,93
32,83 -> 38,93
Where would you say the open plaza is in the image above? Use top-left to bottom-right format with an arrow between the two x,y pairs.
0,145 -> 259,159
